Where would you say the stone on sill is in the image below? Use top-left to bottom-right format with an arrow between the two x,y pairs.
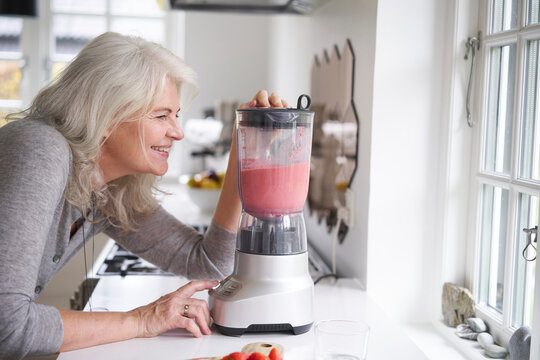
477,332 -> 494,349
442,282 -> 475,327
455,323 -> 478,340
509,326 -> 531,360
466,317 -> 487,333
484,344 -> 508,359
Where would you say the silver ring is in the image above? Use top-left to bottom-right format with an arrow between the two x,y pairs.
183,304 -> 189,317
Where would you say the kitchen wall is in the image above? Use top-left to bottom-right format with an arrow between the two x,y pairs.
179,0 -> 477,324
183,12 -> 273,120
259,0 -> 450,323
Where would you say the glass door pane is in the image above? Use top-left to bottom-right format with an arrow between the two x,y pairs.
0,17 -> 23,125
53,15 -> 106,57
491,0 -> 518,34
51,0 -> 107,14
528,0 -> 540,25
479,184 -> 510,314
521,39 -> 540,182
484,44 -> 516,176
512,193 -> 539,327
0,17 -> 22,53
111,18 -> 165,44
110,0 -> 163,16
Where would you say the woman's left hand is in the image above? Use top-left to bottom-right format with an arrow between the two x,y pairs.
239,90 -> 290,109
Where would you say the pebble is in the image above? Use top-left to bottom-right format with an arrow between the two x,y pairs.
455,323 -> 478,340
484,344 -> 508,359
466,317 -> 488,333
509,326 -> 531,360
477,332 -> 494,349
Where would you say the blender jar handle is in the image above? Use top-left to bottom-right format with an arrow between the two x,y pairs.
297,94 -> 311,110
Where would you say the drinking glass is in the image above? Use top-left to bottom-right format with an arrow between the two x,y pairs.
315,320 -> 370,360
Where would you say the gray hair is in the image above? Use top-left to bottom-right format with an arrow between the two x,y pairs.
16,32 -> 199,231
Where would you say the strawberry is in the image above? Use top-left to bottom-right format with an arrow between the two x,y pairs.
268,348 -> 283,360
247,352 -> 270,360
222,352 -> 249,360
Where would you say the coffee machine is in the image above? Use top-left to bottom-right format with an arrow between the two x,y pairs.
209,95 -> 315,336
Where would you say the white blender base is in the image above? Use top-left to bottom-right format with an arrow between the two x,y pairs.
209,251 -> 314,336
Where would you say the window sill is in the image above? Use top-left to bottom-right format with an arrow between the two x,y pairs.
403,321 -> 510,360
432,320 -> 505,360
402,323 -> 468,360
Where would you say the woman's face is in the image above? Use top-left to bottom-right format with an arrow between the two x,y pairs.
99,79 -> 183,182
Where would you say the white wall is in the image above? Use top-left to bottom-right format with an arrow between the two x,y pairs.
266,0 -> 377,293
183,12 -> 273,120
178,0 -> 475,325
266,0 -> 469,323
368,0 -> 455,323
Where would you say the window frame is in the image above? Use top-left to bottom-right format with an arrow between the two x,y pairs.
470,0 -> 540,352
1,0 -> 183,116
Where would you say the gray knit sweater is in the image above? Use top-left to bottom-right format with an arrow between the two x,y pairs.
0,119 -> 236,359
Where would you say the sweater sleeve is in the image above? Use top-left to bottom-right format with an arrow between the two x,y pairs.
104,206 -> 237,280
0,121 -> 69,359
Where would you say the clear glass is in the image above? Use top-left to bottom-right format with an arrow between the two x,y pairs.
520,40 -> 540,182
51,0 -> 107,14
0,60 -> 22,100
0,17 -> 22,53
512,193 -> 539,327
315,320 -> 370,360
53,15 -> 106,56
528,0 -> 540,25
111,18 -> 165,44
491,0 -> 518,34
478,184 -> 509,314
236,110 -> 313,218
110,0 -> 163,16
484,44 -> 516,175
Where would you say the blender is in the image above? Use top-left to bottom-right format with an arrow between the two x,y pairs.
209,94 -> 314,336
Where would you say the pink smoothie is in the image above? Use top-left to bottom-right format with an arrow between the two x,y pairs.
240,162 -> 310,217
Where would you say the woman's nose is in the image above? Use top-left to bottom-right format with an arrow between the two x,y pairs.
167,118 -> 184,141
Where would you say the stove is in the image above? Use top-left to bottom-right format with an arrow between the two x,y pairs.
96,224 -> 209,277
95,224 -> 330,280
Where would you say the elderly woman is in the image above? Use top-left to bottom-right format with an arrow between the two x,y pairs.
0,32 -> 288,359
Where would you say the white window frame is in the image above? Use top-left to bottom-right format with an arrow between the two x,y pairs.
5,0 -> 184,110
470,0 -> 540,355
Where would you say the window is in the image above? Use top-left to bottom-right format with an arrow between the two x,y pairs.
0,17 -> 23,126
0,0 -> 170,127
473,0 -> 540,348
50,0 -> 165,75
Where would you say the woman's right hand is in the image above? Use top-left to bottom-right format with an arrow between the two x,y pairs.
129,280 -> 219,338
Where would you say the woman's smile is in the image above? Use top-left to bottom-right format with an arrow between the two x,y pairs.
150,145 -> 172,158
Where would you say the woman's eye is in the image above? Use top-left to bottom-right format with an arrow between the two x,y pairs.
156,115 -> 168,120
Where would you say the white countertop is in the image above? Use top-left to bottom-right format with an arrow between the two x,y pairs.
57,178 -> 429,359
57,276 -> 429,360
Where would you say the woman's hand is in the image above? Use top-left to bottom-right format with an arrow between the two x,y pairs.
129,280 -> 218,338
239,89 -> 290,109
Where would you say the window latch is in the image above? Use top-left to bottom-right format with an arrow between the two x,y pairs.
465,31 -> 481,128
522,226 -> 538,262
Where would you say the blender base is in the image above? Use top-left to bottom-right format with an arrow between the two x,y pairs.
209,251 -> 314,337
214,322 -> 312,337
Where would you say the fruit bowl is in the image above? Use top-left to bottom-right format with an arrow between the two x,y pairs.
179,170 -> 224,213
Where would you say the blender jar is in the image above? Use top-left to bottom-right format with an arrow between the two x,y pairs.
236,95 -> 314,255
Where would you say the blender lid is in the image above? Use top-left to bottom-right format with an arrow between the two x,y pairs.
237,94 -> 313,128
